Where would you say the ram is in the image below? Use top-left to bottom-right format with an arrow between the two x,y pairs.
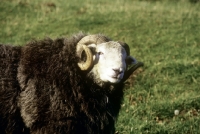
0,33 -> 143,134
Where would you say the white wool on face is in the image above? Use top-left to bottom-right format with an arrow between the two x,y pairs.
89,41 -> 127,84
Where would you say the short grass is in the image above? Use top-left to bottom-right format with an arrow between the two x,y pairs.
1,0 -> 200,133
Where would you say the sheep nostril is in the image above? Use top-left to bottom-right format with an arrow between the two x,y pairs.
113,68 -> 122,74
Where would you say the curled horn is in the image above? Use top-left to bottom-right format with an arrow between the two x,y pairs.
77,35 -> 110,70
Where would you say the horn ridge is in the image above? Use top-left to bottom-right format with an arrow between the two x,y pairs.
76,34 -> 109,71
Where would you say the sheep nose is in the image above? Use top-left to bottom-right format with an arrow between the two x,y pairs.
112,68 -> 123,74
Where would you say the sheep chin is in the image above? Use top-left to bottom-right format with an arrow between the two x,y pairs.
99,75 -> 122,84
108,78 -> 121,84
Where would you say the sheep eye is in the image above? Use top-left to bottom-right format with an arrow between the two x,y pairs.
98,52 -> 104,55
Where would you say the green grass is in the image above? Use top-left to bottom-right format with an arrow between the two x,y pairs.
1,0 -> 200,133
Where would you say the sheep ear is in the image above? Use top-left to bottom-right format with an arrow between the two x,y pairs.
126,56 -> 137,65
122,59 -> 144,82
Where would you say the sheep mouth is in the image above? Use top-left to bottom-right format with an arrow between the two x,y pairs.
110,75 -> 121,79
110,75 -> 123,82
111,76 -> 119,80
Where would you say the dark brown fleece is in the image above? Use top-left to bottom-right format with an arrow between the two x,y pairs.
0,44 -> 29,133
0,34 -> 125,134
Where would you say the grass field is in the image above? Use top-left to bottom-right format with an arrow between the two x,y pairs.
1,0 -> 200,133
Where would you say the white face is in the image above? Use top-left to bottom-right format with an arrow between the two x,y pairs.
90,41 -> 128,84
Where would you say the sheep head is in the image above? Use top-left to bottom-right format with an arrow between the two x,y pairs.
76,34 -> 143,84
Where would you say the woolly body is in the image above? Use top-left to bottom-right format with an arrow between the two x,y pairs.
0,34 -> 127,134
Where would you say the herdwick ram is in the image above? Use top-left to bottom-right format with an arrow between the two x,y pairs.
0,33 -> 143,134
